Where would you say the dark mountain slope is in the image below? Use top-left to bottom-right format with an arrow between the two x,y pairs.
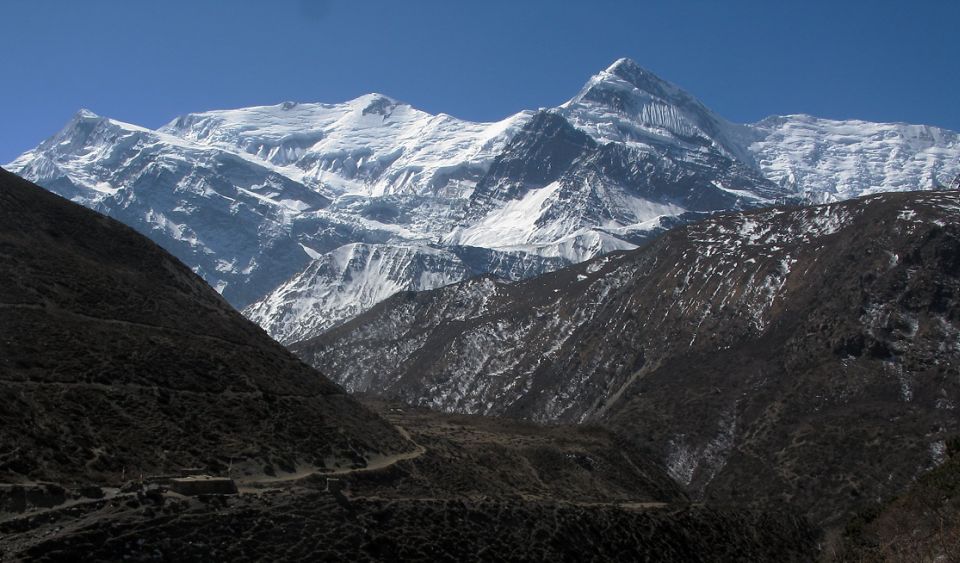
296,190 -> 960,528
835,437 -> 960,561
0,167 -> 409,484
11,495 -> 816,562
601,193 -> 960,528
1,398 -> 818,562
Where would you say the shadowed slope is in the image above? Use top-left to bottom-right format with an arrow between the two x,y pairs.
0,167 -> 409,484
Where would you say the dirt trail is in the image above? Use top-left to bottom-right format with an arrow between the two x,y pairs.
347,495 -> 669,511
239,425 -> 426,488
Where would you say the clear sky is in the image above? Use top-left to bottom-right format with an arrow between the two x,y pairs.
3,0 -> 958,163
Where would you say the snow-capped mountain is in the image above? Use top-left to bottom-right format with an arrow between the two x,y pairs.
8,109 -> 334,307
8,58 -> 960,342
559,58 -> 758,166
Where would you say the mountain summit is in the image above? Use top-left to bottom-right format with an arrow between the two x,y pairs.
562,57 -> 756,164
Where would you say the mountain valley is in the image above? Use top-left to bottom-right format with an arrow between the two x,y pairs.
3,53 -> 960,561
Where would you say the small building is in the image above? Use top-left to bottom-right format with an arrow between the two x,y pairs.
169,475 -> 238,496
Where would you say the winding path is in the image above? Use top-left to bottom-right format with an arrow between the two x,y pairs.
238,424 -> 427,488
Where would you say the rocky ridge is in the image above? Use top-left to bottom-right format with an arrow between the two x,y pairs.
296,189 -> 960,527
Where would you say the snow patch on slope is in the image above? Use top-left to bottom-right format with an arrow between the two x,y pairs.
244,243 -> 469,344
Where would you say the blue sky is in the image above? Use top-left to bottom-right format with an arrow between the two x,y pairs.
3,0 -> 958,163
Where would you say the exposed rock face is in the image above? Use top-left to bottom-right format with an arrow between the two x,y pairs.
296,190 -> 960,527
0,168 -> 410,484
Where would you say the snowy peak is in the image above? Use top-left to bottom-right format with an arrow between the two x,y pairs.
605,57 -> 638,72
7,108 -> 159,206
562,58 -> 755,165
35,108 -> 145,156
155,94 -> 531,197
567,58 -> 694,120
158,93 -> 432,149
75,107 -> 99,118
358,93 -> 401,117
598,57 -> 690,106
